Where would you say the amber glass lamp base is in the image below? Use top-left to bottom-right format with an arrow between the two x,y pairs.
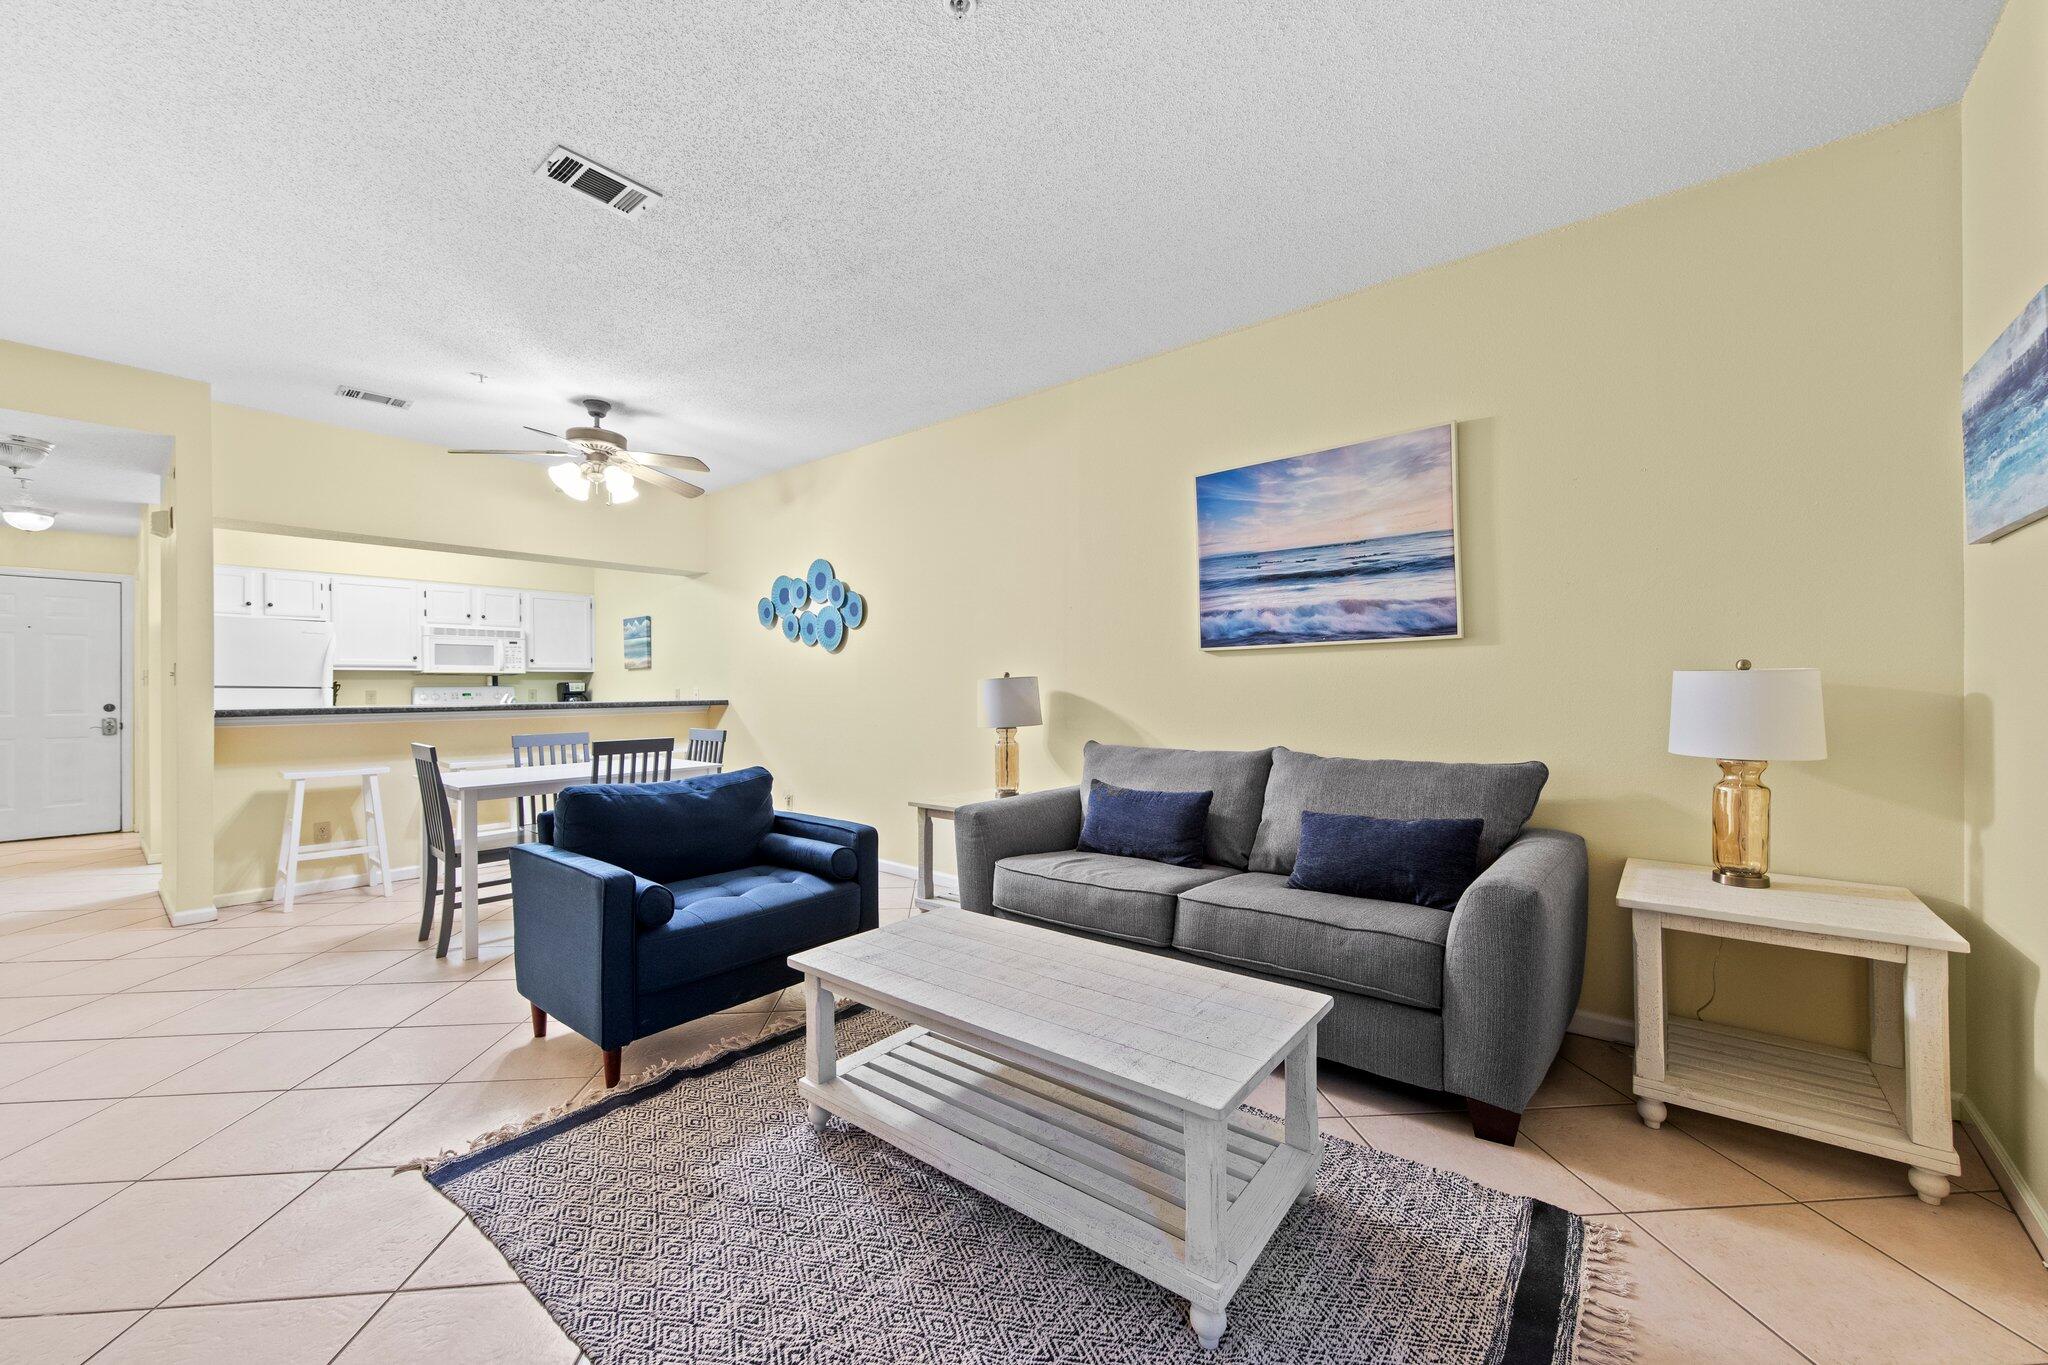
1710,759 -> 1771,888
994,727 -> 1020,797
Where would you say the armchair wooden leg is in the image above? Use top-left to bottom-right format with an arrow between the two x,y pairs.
603,1049 -> 621,1088
1466,1098 -> 1522,1145
530,1004 -> 547,1039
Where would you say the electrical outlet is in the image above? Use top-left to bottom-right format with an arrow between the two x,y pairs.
528,687 -> 539,701
312,821 -> 333,845
365,688 -> 378,704
784,793 -> 795,809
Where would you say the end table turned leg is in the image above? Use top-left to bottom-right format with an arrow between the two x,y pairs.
1189,1304 -> 1226,1352
1636,1098 -> 1668,1129
807,1102 -> 827,1130
1907,1168 -> 1950,1205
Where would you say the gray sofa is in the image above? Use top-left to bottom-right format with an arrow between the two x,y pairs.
953,741 -> 1588,1144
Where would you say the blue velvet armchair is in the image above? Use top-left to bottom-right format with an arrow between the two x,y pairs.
507,767 -> 878,1087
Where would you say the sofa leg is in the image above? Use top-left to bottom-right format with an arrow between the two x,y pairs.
1466,1098 -> 1522,1146
603,1049 -> 622,1088
530,1004 -> 547,1039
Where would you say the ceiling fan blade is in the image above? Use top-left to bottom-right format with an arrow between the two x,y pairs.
622,461 -> 705,498
624,450 -> 709,474
448,448 -> 567,455
523,426 -> 571,442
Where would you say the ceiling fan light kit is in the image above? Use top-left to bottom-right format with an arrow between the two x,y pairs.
450,397 -> 709,505
1,436 -> 59,532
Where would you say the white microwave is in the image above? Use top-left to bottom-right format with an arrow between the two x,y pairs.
420,624 -> 528,675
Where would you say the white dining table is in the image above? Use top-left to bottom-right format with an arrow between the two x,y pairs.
437,759 -> 718,962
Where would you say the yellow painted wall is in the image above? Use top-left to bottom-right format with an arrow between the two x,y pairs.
0,342 -> 215,916
589,569 -> 722,703
1960,0 -> 2048,1225
686,112 -> 1967,1052
212,705 -> 724,904
0,528 -> 138,576
212,404 -> 709,575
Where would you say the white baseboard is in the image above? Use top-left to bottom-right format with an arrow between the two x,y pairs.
1567,1008 -> 1635,1045
880,859 -> 956,893
217,864 -> 422,911
166,902 -> 219,927
1954,1093 -> 2048,1267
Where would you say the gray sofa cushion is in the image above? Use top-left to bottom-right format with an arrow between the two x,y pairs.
1081,741 -> 1274,869
1249,748 -> 1547,874
1173,872 -> 1449,1010
993,850 -> 1234,947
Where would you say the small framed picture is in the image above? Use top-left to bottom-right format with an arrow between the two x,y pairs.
623,615 -> 652,670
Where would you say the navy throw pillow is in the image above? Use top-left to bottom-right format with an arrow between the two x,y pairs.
1076,780 -> 1213,868
1287,810 -> 1483,911
551,766 -> 774,886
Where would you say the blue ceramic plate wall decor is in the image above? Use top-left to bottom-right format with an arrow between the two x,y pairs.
781,612 -> 801,641
756,597 -> 776,628
808,559 -> 835,601
827,579 -> 847,608
799,611 -> 821,645
762,562 -> 864,650
817,604 -> 845,651
842,590 -> 865,628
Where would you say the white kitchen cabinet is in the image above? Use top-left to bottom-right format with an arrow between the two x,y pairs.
527,592 -> 595,671
214,565 -> 260,615
473,586 -> 526,629
420,582 -> 475,624
258,570 -> 328,620
330,576 -> 423,670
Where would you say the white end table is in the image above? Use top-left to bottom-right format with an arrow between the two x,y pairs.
1618,858 -> 1971,1204
908,791 -> 1005,913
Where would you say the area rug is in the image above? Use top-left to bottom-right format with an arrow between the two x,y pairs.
412,1011 -> 1634,1364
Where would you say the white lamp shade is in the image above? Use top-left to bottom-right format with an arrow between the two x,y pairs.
979,674 -> 1043,729
1669,667 -> 1826,761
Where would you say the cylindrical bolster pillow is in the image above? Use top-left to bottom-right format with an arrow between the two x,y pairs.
757,832 -> 857,880
632,876 -> 677,930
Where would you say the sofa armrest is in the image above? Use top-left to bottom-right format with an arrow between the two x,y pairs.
953,787 -> 1084,915
508,844 -> 644,1050
1441,827 -> 1589,1114
771,812 -> 880,934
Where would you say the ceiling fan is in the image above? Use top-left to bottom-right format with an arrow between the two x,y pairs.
450,398 -> 708,504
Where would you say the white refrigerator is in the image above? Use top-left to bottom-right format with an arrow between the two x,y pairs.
214,616 -> 335,709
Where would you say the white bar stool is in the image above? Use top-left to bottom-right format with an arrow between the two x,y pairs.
273,764 -> 393,913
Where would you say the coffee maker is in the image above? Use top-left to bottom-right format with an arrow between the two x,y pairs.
557,681 -> 591,703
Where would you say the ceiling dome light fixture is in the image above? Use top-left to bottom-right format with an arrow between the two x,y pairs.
1,477 -> 56,532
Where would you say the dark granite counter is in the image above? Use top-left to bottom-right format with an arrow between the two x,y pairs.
215,699 -> 728,727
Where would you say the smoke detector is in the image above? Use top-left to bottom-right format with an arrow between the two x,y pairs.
536,147 -> 660,217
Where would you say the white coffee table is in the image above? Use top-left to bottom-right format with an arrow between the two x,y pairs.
790,908 -> 1331,1351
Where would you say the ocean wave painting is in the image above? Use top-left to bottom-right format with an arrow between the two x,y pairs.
1196,424 -> 1460,649
1964,285 -> 2048,543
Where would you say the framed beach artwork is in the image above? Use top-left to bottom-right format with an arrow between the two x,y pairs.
623,614 -> 652,670
1964,285 -> 2048,543
1195,423 -> 1460,650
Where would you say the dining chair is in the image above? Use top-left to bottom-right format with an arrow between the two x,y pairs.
511,730 -> 591,837
685,727 -> 727,772
412,742 -> 517,958
592,737 -> 675,784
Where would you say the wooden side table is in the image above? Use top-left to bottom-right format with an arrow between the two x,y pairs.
1618,858 -> 1971,1204
907,793 -> 991,913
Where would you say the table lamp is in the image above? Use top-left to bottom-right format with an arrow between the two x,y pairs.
1668,661 -> 1826,888
979,673 -> 1042,797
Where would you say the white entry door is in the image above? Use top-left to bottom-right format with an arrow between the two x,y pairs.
0,575 -> 125,841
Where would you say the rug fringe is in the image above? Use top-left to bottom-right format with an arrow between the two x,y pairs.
399,1015 -> 811,1176
1570,1222 -> 1638,1365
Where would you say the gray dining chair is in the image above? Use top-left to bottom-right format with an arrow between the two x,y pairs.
685,728 -> 727,771
511,730 -> 591,836
412,742 -> 516,958
592,737 -> 674,784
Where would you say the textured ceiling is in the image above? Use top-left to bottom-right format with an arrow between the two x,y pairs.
0,409 -> 172,536
0,1 -> 2002,491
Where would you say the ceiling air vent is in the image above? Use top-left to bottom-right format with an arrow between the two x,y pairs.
335,386 -> 412,409
536,146 -> 660,218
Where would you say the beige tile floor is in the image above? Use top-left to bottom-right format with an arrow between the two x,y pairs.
1,832 -> 2043,1363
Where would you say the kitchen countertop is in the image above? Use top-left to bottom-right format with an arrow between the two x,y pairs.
215,699 -> 728,727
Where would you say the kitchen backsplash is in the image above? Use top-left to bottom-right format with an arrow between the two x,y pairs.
332,671 -> 592,707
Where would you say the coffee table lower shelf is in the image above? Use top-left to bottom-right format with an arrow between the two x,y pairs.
798,1023 -> 1313,1349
